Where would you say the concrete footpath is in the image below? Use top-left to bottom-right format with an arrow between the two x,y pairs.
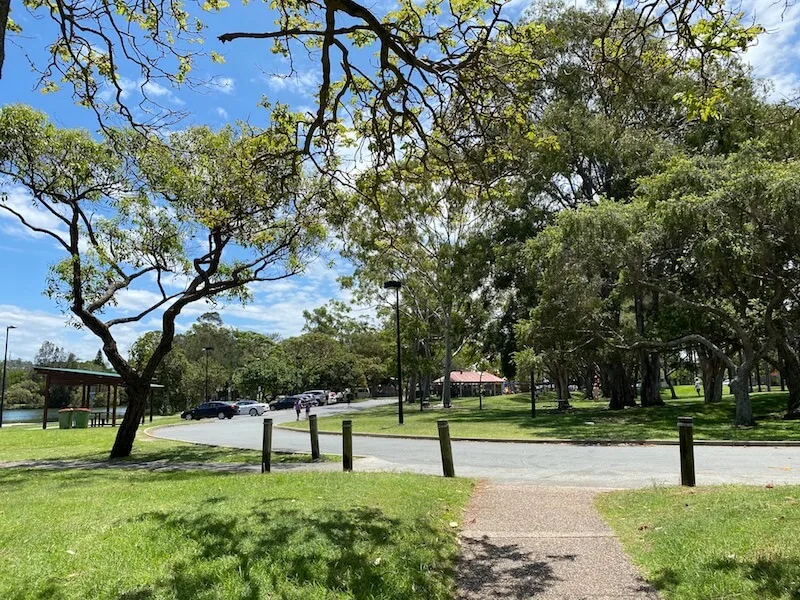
456,484 -> 658,600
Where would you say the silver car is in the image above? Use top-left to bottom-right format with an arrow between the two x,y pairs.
234,400 -> 270,416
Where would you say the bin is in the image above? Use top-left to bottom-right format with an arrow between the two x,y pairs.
73,408 -> 91,429
58,408 -> 73,429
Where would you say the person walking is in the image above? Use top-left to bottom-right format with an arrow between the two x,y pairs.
294,397 -> 301,421
305,400 -> 311,420
694,377 -> 702,397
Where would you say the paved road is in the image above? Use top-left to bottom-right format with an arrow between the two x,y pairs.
151,399 -> 800,488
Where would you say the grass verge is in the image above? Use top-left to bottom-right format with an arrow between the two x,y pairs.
0,469 -> 472,599
596,485 -> 800,599
283,389 -> 800,442
0,416 -> 327,464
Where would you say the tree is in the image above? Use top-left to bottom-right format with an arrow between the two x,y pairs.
0,105 -> 324,457
337,164 -> 494,407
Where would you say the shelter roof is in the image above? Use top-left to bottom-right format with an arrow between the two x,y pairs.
433,371 -> 505,384
33,366 -> 164,388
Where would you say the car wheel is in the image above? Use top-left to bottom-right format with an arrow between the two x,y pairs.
249,408 -> 258,416
217,412 -> 226,419
183,413 -> 193,421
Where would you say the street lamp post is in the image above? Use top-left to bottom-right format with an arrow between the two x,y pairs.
203,346 -> 213,401
383,280 -> 403,425
0,325 -> 17,428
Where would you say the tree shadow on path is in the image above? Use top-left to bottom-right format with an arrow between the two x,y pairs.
456,535 -> 567,599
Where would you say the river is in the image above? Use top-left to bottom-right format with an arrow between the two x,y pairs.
1,406 -> 129,424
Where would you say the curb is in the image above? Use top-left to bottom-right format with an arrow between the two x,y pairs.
274,424 -> 800,447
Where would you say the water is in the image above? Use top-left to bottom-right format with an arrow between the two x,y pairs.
1,406 -> 128,424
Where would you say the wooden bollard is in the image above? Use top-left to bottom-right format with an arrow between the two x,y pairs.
678,416 -> 695,487
438,420 -> 455,478
309,414 -> 320,460
262,418 -> 273,473
343,420 -> 353,472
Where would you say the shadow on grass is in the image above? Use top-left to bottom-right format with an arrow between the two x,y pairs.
122,501 -> 456,600
457,536 -> 562,598
710,555 -> 800,599
424,393 -> 796,441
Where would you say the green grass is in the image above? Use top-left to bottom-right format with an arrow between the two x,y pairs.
283,389 -> 800,442
0,468 -> 472,600
0,416 -> 326,464
597,485 -> 800,599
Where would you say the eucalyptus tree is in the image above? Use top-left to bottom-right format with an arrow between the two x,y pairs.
0,104 -> 325,457
335,159 -> 497,407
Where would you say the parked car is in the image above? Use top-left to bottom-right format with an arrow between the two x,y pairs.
302,390 -> 328,405
234,400 -> 270,416
353,387 -> 371,399
181,401 -> 236,420
270,396 -> 299,410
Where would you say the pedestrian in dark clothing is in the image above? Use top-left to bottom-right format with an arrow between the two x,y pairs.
294,397 -> 301,421
305,401 -> 311,419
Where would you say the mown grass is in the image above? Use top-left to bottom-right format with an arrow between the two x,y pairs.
597,485 -> 800,599
283,388 -> 800,441
0,469 -> 472,600
0,416 -> 325,464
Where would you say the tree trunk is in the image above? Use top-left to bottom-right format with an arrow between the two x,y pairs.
635,292 -> 663,407
640,351 -> 663,406
441,312 -> 453,408
407,372 -> 417,404
662,359 -> 678,399
730,364 -> 755,426
557,367 -> 571,402
422,374 -> 431,404
778,344 -> 800,419
607,358 -> 634,410
698,347 -> 725,403
109,385 -> 149,458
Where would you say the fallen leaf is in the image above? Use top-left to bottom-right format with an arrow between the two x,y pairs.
66,550 -> 76,555
373,557 -> 381,566
449,521 -> 459,528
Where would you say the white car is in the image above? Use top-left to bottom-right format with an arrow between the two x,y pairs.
302,390 -> 328,405
234,400 -> 270,416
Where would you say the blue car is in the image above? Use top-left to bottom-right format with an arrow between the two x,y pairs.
181,401 -> 236,420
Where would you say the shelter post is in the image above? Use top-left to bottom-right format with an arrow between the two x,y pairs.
112,386 -> 118,427
42,374 -> 50,430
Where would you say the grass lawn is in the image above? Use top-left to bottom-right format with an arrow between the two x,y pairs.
283,389 -> 800,442
0,416 -> 324,464
597,485 -> 800,599
0,468 -> 472,600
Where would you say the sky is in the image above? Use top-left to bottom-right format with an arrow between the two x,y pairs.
0,0 -> 799,362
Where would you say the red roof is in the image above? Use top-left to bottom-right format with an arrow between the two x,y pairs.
433,371 -> 505,384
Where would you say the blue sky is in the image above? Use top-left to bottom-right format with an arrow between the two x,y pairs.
1,0 -> 799,361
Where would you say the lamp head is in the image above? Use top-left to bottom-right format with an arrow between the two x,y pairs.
383,280 -> 401,290
7,325 -> 16,330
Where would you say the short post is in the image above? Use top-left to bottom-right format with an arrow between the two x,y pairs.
342,419 -> 353,472
262,418 -> 273,473
438,420 -> 455,478
678,417 -> 695,487
309,414 -> 320,460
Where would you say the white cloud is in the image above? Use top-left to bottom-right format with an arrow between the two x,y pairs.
205,76 -> 236,94
742,0 -> 800,101
265,70 -> 320,95
216,106 -> 229,119
0,186 -> 70,246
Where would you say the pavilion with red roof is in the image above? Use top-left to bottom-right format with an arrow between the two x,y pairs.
433,370 -> 505,398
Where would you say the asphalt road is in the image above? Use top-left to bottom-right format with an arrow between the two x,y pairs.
151,399 -> 800,488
